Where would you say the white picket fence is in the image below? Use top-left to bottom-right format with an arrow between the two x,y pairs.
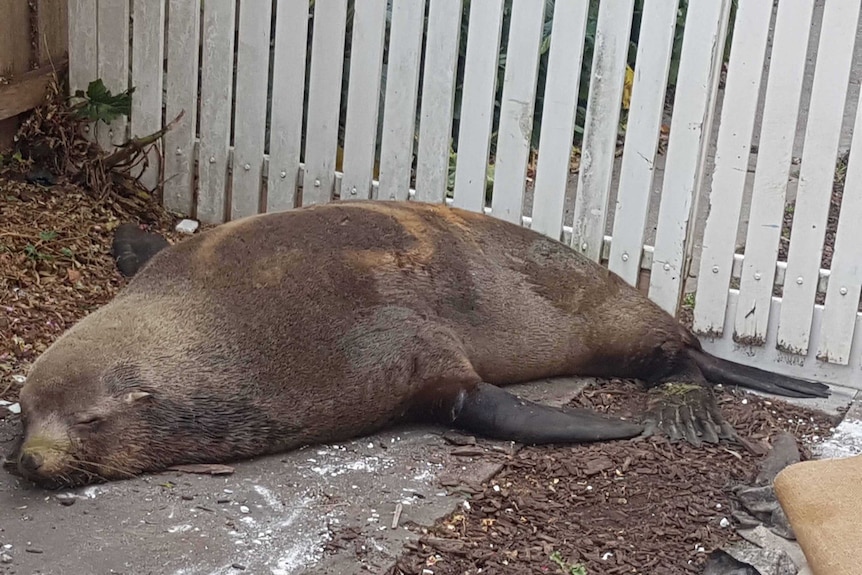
66,0 -> 862,391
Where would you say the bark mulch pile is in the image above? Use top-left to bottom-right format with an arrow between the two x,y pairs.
1,77 -> 186,403
0,176 -> 180,403
385,380 -> 839,575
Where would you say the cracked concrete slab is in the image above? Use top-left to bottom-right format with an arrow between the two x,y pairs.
0,377 -> 593,575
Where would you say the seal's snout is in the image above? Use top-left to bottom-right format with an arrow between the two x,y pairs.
12,430 -> 74,486
18,451 -> 44,475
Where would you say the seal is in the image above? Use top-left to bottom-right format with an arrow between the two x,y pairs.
7,200 -> 829,488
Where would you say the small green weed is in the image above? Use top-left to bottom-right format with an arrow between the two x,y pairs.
682,292 -> 696,308
24,244 -> 52,261
549,550 -> 587,575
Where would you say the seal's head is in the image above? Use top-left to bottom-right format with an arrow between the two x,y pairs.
8,348 -> 157,489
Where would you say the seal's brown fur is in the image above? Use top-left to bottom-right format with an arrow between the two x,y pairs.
10,200 -> 829,487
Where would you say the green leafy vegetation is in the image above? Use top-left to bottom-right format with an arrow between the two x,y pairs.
71,79 -> 135,125
549,550 -> 588,575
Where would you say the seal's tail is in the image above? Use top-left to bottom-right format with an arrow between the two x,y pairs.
688,348 -> 831,399
111,224 -> 170,277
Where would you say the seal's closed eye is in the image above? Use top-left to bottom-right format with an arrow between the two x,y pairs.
72,415 -> 104,431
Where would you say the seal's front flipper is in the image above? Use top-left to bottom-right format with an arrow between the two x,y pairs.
639,382 -> 765,453
690,349 -> 830,399
448,382 -> 643,444
111,223 -> 170,277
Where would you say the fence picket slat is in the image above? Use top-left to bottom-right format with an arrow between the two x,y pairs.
230,0 -> 273,220
377,0 -> 427,201
163,0 -> 201,217
197,0 -> 236,224
818,95 -> 862,365
96,0 -> 129,151
733,0 -> 816,343
451,0 -> 504,213
692,0 -> 773,336
701,290 -> 862,390
529,1 -> 589,239
607,0 -> 679,285
267,0 -> 309,213
130,0 -> 165,191
776,0 -> 861,355
414,0 -> 463,204
489,0 -> 545,224
569,0 -> 635,261
649,0 -> 729,314
340,0 -> 388,201
67,0 -> 97,101
303,0 -> 348,206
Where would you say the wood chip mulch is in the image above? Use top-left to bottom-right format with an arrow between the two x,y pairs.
0,176 -> 180,401
385,380 -> 838,575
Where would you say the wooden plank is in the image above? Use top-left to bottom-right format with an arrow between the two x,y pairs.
777,0 -> 861,355
376,0 -> 426,201
36,0 -> 69,66
684,0 -> 732,280
529,0 -> 589,239
0,61 -> 67,121
302,0 -> 348,206
130,0 -> 165,191
230,0 -> 273,220
96,0 -> 130,150
414,0 -> 463,204
489,0 -> 545,224
700,290 -> 862,391
451,0 -> 504,213
67,0 -> 96,99
340,0 -> 388,201
607,0 -> 679,285
0,1 -> 32,74
196,0 -> 236,224
692,0 -> 773,336
648,0 -> 728,314
163,0 -> 201,217
818,105 -> 862,365
570,0 -> 635,261
267,0 -> 310,212
733,0 -> 816,343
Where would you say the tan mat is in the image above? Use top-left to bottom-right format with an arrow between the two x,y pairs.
774,454 -> 862,575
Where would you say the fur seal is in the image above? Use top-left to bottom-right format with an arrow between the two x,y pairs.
7,200 -> 829,488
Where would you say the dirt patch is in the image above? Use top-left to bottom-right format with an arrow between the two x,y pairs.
386,380 -> 837,575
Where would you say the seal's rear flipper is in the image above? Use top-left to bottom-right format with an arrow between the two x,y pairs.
689,349 -> 830,399
449,382 -> 643,444
639,381 -> 767,454
112,223 -> 170,277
